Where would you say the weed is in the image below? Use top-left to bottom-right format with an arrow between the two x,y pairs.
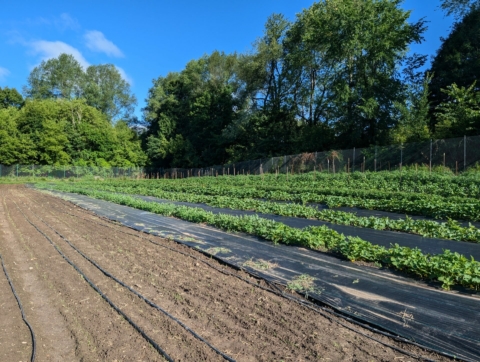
205,247 -> 231,255
243,258 -> 278,270
287,274 -> 316,295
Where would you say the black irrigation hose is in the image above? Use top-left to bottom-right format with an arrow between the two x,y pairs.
10,199 -> 174,362
25,207 -> 236,362
32,194 -> 468,362
0,253 -> 36,362
52,206 -> 449,362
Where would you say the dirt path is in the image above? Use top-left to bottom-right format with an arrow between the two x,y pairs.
0,185 -> 451,361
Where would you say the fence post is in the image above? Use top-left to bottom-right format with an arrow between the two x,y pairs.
464,135 -> 466,171
64,165 -> 66,179
352,147 -> 355,173
430,139 -> 433,175
16,164 -> 18,178
400,144 -> 403,170
0,164 -> 2,178
374,146 -> 377,172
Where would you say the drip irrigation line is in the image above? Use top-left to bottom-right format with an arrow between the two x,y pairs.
9,199 -> 174,362
49,204 -> 457,362
0,252 -> 36,362
25,206 -> 235,362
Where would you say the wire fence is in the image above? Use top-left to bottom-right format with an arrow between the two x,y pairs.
0,165 -> 144,179
1,135 -> 480,179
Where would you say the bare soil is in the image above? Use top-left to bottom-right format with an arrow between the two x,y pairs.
0,185 -> 451,361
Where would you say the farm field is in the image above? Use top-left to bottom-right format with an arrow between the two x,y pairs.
0,185 -> 456,361
39,170 -> 480,292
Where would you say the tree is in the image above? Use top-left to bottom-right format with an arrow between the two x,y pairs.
391,57 -> 432,144
13,99 -> 146,166
440,0 -> 480,19
83,64 -> 137,121
23,54 -> 137,122
434,82 -> 480,137
0,87 -> 24,109
285,0 -> 426,148
24,54 -> 84,100
428,8 -> 480,129
143,51 -> 240,167
227,14 -> 302,159
0,107 -> 36,165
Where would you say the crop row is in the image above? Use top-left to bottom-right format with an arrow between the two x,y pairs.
151,170 -> 480,198
42,186 -> 480,291
68,180 -> 480,222
54,183 -> 480,242
97,178 -> 479,207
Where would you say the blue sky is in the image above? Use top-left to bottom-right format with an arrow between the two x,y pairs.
0,0 -> 454,118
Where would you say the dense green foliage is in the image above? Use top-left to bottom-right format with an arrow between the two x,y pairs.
38,185 -> 480,290
429,8 -> 480,133
0,99 -> 145,166
0,87 -> 24,109
52,181 -> 480,242
2,0 -> 480,168
140,0 -> 480,168
24,54 -> 136,121
143,0 -> 432,167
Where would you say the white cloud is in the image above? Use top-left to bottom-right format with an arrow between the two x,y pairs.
0,67 -> 10,81
115,66 -> 133,85
55,13 -> 80,31
84,30 -> 124,57
28,40 -> 90,69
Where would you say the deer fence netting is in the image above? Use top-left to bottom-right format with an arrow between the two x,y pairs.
1,135 -> 479,179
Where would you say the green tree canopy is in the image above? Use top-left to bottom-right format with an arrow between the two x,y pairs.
434,82 -> 480,138
23,54 -> 136,122
83,64 -> 137,120
0,87 -> 24,109
290,0 -> 425,148
440,0 -> 480,19
428,7 -> 480,130
24,54 -> 84,100
0,98 -> 145,166
143,51 -> 240,167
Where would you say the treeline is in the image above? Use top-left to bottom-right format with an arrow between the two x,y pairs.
142,0 -> 480,168
0,54 -> 145,166
1,0 -> 479,169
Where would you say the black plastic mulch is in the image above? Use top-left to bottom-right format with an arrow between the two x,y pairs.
44,190 -> 480,361
261,199 -> 480,228
136,195 -> 480,260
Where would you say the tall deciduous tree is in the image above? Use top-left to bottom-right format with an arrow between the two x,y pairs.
24,54 -> 84,100
83,64 -> 137,121
144,51 -> 240,167
291,0 -> 425,148
24,54 -> 136,122
428,8 -> 480,130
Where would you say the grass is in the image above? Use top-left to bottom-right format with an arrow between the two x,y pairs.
243,258 -> 278,270
204,247 -> 231,255
287,274 -> 316,294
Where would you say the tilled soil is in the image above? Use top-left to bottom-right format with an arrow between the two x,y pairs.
0,185 -> 452,361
